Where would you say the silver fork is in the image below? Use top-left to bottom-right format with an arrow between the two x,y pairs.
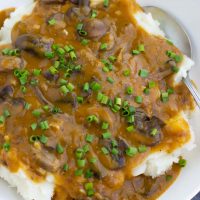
143,6 -> 200,109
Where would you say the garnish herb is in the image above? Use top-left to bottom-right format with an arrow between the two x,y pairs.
56,143 -> 64,154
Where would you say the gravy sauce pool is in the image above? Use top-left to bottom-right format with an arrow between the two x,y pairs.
0,0 -> 194,199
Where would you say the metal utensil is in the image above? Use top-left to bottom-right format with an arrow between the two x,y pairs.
143,6 -> 200,109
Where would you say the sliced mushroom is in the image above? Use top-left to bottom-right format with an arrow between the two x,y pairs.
32,147 -> 62,172
82,18 -> 108,39
15,34 -> 54,57
0,85 -> 14,100
33,86 -> 53,106
134,108 -> 165,146
0,56 -> 25,72
99,138 -> 127,170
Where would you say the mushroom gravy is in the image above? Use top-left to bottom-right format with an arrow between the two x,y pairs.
0,0 -> 194,199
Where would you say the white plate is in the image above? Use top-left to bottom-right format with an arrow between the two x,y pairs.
0,0 -> 200,200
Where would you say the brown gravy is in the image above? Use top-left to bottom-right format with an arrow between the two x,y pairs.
0,0 -> 194,199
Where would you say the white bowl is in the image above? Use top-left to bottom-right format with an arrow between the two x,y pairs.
0,0 -> 199,200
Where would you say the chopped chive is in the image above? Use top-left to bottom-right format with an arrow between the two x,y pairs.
126,125 -> 135,132
75,169 -> 83,176
100,43 -> 108,51
102,66 -> 109,72
101,95 -> 109,105
3,142 -> 10,152
143,88 -> 150,95
139,69 -> 149,78
138,145 -> 147,153
111,140 -> 118,147
127,115 -> 134,123
75,148 -> 84,159
111,148 -> 119,155
29,135 -> 39,143
56,143 -> 64,154
87,115 -> 99,123
39,134 -> 48,144
57,47 -> 65,56
30,79 -> 39,86
115,97 -> 122,106
112,104 -> 121,112
76,23 -> 83,31
108,55 -> 116,63
66,82 -> 75,92
148,81 -> 156,88
126,86 -> 133,95
81,39 -> 89,46
77,159 -> 86,168
178,158 -> 187,167
91,9 -> 97,18
3,109 -> 10,118
45,51 -> 54,59
63,163 -> 69,171
69,51 -> 77,60
21,86 -> 27,93
85,169 -> 94,178
43,105 -> 49,111
32,109 -> 42,117
174,55 -> 183,63
39,120 -> 49,130
33,69 -> 41,76
90,157 -> 97,163
85,183 -> 94,197
83,82 -> 90,92
78,30 -> 88,36
24,102 -> 31,110
59,79 -> 67,86
49,66 -> 58,75
103,0 -> 109,7
101,122 -> 109,130
150,128 -> 158,136
135,96 -> 143,104
161,92 -> 169,102
83,144 -> 90,153
60,85 -> 69,95
97,92 -> 103,101
102,132 -> 111,139
77,96 -> 84,104
64,45 -> 74,53
30,123 -> 37,131
138,44 -> 145,52
107,77 -> 114,84
101,147 -> 109,155
132,50 -> 140,55
125,147 -> 138,157
91,82 -> 101,91
48,18 -> 56,25
123,69 -> 131,76
171,66 -> 179,73
85,134 -> 94,143
167,88 -> 174,95
128,106 -> 135,114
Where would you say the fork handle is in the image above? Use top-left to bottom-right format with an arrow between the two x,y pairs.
183,76 -> 200,109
